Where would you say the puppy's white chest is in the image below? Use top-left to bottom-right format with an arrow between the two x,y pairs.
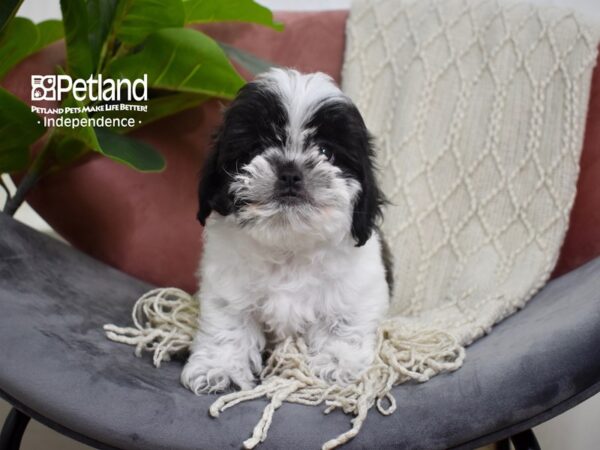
252,259 -> 329,339
200,219 -> 388,344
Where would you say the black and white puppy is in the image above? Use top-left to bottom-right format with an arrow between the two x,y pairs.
181,68 -> 391,393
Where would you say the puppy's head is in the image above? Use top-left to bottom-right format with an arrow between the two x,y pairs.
198,68 -> 383,247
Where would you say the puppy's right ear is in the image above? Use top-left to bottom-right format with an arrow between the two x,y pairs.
197,130 -> 233,226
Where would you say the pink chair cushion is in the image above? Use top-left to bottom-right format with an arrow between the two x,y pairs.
553,51 -> 600,278
3,11 -> 599,291
3,11 -> 349,293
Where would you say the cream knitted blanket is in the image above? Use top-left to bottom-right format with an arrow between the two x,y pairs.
104,0 -> 599,448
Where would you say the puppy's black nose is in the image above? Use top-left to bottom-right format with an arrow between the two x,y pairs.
279,170 -> 302,186
277,164 -> 303,195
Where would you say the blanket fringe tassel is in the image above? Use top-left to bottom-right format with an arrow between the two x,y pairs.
104,288 -> 465,449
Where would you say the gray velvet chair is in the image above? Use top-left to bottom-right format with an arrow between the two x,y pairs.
1,211 -> 599,450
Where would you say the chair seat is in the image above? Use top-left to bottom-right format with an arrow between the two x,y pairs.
1,212 -> 599,450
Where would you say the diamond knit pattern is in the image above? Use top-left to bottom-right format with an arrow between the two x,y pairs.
343,0 -> 599,344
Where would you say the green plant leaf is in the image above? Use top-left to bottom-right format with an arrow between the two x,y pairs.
0,146 -> 28,173
93,93 -> 209,133
0,0 -> 23,33
113,0 -> 185,46
64,96 -> 103,151
50,95 -> 165,172
48,134 -> 91,171
36,20 -> 64,49
60,0 -> 95,78
87,0 -> 118,67
0,87 -> 45,173
48,91 -> 101,168
108,28 -> 245,99
184,0 -> 283,31
219,42 -> 275,76
0,18 -> 64,80
95,127 -> 165,172
0,17 -> 38,79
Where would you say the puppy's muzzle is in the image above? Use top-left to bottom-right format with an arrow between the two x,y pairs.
276,163 -> 305,202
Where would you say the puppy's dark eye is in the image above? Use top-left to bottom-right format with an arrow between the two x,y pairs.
318,146 -> 334,161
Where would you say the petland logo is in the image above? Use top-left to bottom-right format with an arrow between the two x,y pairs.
31,74 -> 148,102
30,74 -> 149,130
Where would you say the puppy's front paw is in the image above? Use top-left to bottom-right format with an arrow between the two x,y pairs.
308,339 -> 375,385
308,353 -> 365,385
181,356 -> 256,394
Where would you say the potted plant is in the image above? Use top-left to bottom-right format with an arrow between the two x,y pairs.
0,0 -> 281,216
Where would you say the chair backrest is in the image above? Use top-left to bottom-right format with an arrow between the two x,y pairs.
553,50 -> 600,277
4,10 -> 598,292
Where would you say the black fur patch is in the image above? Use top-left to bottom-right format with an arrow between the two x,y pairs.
378,228 -> 394,296
197,82 -> 288,225
306,100 -> 386,246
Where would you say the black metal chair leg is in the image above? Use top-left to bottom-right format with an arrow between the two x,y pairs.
497,437 -> 511,450
0,408 -> 30,450
510,428 -> 541,450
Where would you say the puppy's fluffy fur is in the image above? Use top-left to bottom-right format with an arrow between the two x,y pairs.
181,69 -> 391,393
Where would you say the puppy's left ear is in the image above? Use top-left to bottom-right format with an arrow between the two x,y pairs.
197,128 -> 233,226
351,120 -> 385,247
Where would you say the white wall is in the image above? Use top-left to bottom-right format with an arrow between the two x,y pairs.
5,1 -> 600,449
17,0 -> 600,20
17,0 -> 356,21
